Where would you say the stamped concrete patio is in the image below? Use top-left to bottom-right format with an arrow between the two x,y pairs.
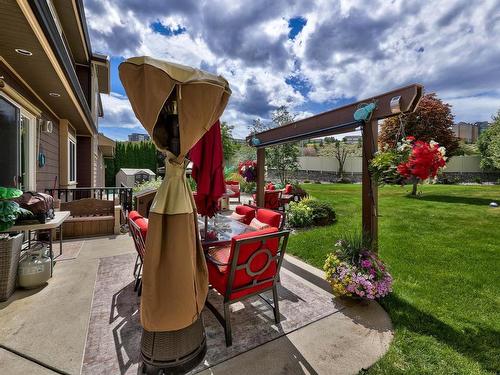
0,234 -> 392,375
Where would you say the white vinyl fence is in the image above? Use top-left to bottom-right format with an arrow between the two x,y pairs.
298,156 -> 482,173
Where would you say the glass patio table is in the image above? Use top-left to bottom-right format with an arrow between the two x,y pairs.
198,214 -> 256,248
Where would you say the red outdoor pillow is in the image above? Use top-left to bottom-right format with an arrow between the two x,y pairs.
284,184 -> 293,194
135,217 -> 148,239
256,208 -> 282,229
235,205 -> 256,225
128,211 -> 142,222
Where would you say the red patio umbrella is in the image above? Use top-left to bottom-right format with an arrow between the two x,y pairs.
190,120 -> 225,218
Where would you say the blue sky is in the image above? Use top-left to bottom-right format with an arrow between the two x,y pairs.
83,0 -> 500,141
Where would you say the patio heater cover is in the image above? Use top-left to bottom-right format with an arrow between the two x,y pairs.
119,56 -> 231,331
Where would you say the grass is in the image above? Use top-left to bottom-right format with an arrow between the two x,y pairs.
286,183 -> 500,374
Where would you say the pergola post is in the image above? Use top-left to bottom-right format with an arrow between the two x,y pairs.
362,119 -> 378,250
256,147 -> 265,207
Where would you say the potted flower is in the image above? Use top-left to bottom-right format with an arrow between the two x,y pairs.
323,232 -> 392,302
0,187 -> 25,301
370,136 -> 447,195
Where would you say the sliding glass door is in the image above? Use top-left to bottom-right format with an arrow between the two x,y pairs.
0,96 -> 20,187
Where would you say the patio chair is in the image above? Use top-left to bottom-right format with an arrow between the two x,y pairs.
255,208 -> 284,230
251,190 -> 284,210
205,227 -> 290,346
128,213 -> 148,295
225,180 -> 241,203
128,210 -> 143,276
231,205 -> 256,225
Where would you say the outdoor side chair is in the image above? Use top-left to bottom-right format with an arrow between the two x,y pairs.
128,213 -> 148,296
205,227 -> 290,346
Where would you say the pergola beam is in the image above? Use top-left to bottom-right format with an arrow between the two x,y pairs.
249,83 -> 424,252
246,83 -> 423,147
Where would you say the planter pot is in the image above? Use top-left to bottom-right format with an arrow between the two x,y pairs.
337,295 -> 370,307
0,233 -> 23,301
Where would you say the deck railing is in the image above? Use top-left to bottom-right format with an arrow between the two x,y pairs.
45,187 -> 133,212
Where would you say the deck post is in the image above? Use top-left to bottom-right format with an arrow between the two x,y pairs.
256,148 -> 265,207
362,119 -> 378,250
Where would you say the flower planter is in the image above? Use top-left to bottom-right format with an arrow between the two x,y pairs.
0,233 -> 23,301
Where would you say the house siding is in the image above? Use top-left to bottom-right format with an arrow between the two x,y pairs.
0,62 -> 59,192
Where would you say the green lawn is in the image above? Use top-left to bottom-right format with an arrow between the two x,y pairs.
286,183 -> 500,374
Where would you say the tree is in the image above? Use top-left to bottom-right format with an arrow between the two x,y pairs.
220,122 -> 238,163
319,141 -> 360,179
250,106 -> 300,184
478,111 -> 500,170
379,93 -> 460,155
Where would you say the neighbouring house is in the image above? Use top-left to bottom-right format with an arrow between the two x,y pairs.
0,0 -> 114,192
476,121 -> 490,135
452,122 -> 479,143
343,135 -> 362,144
128,132 -> 150,142
116,168 -> 156,187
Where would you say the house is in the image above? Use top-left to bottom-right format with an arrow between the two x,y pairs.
0,0 -> 114,192
128,133 -> 150,142
343,135 -> 362,144
115,168 -> 156,187
452,122 -> 479,143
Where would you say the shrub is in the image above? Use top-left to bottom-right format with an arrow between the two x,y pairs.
133,177 -> 163,194
302,199 -> 336,226
287,201 -> 313,228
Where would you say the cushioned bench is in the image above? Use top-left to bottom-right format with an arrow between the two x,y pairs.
60,198 -> 121,238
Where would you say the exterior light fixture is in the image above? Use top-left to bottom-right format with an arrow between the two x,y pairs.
15,48 -> 33,56
390,96 -> 402,114
49,92 -> 61,97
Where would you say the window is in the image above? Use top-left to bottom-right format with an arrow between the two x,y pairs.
69,138 -> 76,183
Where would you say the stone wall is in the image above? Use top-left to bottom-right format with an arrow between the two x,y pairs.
267,169 -> 500,184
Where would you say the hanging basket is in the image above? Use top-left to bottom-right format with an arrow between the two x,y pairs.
370,136 -> 447,185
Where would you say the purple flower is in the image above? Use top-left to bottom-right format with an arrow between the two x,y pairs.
361,259 -> 371,268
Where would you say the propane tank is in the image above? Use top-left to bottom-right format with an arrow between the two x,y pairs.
18,243 -> 51,289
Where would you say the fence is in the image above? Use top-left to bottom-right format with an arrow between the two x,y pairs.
267,155 -> 499,183
297,155 -> 483,173
45,187 -> 133,212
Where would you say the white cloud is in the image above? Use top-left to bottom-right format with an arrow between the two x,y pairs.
99,93 -> 141,129
84,0 -> 500,140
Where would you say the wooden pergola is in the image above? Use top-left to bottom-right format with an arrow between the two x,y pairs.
246,84 -> 423,249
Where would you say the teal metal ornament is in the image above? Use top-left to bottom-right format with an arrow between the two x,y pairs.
38,152 -> 46,168
251,136 -> 261,146
354,103 -> 376,122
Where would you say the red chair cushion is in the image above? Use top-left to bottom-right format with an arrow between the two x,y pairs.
235,205 -> 256,225
128,211 -> 142,222
265,183 -> 275,190
135,217 -> 149,239
284,184 -> 293,194
256,209 -> 282,229
207,227 -> 279,300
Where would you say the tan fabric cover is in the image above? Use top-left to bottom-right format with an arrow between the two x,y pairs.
141,210 -> 208,331
119,56 -> 231,161
150,157 -> 193,215
119,56 -> 230,331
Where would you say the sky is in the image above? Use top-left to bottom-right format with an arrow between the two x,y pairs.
83,0 -> 500,141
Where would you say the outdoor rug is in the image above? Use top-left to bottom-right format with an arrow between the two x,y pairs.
53,240 -> 84,261
82,253 -> 340,374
